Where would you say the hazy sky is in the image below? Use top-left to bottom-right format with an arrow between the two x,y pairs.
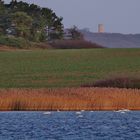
5,0 -> 140,34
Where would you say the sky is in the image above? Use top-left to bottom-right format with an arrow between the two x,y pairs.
5,0 -> 140,34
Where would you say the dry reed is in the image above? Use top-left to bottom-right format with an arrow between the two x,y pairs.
0,88 -> 140,111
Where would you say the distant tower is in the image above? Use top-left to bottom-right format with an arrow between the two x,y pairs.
98,24 -> 104,33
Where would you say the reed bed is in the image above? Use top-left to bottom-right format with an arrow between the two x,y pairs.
0,88 -> 140,111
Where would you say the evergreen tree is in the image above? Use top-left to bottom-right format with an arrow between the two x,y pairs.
0,0 -> 64,41
10,12 -> 33,38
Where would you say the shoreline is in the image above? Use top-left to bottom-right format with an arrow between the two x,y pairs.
0,87 -> 140,111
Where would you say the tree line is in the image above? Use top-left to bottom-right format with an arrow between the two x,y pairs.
0,0 -> 64,42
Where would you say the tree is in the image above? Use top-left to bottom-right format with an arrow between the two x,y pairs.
0,1 -> 5,16
0,0 -> 64,42
0,1 -> 9,34
14,1 -> 29,12
10,12 -> 33,38
0,0 -> 4,5
68,26 -> 83,40
41,8 -> 64,40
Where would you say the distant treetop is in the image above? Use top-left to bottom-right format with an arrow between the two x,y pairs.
0,0 -> 64,42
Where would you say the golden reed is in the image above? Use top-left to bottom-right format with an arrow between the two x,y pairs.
0,88 -> 140,111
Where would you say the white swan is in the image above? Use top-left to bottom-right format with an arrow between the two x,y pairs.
115,109 -> 130,113
122,109 -> 130,112
76,111 -> 82,115
43,112 -> 51,115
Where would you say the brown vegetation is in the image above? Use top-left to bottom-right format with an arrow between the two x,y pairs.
35,42 -> 53,49
0,40 -> 104,50
49,40 -> 104,49
81,77 -> 140,89
0,45 -> 18,51
0,88 -> 140,111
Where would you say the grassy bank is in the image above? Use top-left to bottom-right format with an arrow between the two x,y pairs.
0,88 -> 140,111
0,48 -> 140,88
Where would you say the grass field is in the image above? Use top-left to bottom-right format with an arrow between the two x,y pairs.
0,48 -> 140,88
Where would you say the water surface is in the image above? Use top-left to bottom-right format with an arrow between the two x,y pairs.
0,111 -> 140,140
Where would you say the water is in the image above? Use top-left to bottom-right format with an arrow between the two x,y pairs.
0,111 -> 140,140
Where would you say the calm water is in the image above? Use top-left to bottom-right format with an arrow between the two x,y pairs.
0,111 -> 140,140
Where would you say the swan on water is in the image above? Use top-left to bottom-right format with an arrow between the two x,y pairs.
43,112 -> 51,115
115,109 -> 130,113
76,111 -> 82,115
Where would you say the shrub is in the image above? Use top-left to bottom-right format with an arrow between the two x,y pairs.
81,77 -> 140,89
35,42 -> 53,49
0,35 -> 31,49
49,40 -> 104,49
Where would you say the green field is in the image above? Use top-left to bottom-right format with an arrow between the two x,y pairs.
0,48 -> 140,88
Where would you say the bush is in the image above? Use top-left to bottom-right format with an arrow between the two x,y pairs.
0,35 -> 31,49
35,42 -> 53,49
81,77 -> 140,89
49,40 -> 104,49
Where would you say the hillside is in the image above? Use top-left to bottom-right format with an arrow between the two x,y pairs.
81,30 -> 140,48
